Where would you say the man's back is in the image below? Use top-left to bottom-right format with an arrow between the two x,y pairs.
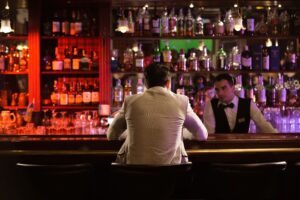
124,86 -> 187,164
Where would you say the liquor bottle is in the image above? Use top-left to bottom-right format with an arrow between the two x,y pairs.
114,79 -> 123,107
70,10 -> 76,36
19,48 -> 28,71
75,80 -> 83,105
152,7 -> 161,37
199,46 -> 211,71
60,78 -> 69,106
176,74 -> 185,95
52,47 -> 63,71
136,78 -> 144,94
75,10 -> 82,36
195,13 -> 204,36
127,10 -> 135,35
229,46 -> 241,70
79,49 -> 90,71
241,45 -> 252,70
169,8 -> 177,37
284,41 -> 297,70
280,11 -> 290,35
43,16 -> 52,36
188,52 -> 199,71
255,14 -> 268,35
245,77 -> 255,102
82,80 -> 92,105
12,47 -> 20,72
162,42 -> 172,66
124,79 -> 133,98
91,50 -> 99,71
177,9 -> 185,36
134,43 -> 144,72
235,75 -> 245,98
224,9 -> 234,36
216,44 -> 227,70
50,80 -> 59,105
275,74 -> 287,107
90,17 -> 98,36
270,39 -> 280,71
152,46 -> 161,63
52,11 -> 61,36
72,47 -> 80,71
178,49 -> 187,72
143,7 -> 151,35
269,7 -> 279,35
214,14 -> 224,36
262,39 -> 271,71
43,49 -> 52,71
204,20 -> 214,36
161,7 -> 169,37
255,75 -> 266,109
61,9 -> 70,36
68,81 -> 76,105
82,11 -> 90,36
266,76 -> 276,107
123,47 -> 134,71
135,8 -> 143,36
42,83 -> 51,105
185,8 -> 194,37
0,45 -> 5,72
63,47 -> 72,71
91,80 -> 99,105
286,77 -> 299,107
245,6 -> 255,36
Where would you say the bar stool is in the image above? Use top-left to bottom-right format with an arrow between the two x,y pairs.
205,161 -> 287,200
109,162 -> 193,199
16,163 -> 95,200
285,161 -> 300,200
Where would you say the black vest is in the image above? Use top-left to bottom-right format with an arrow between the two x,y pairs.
211,98 -> 251,133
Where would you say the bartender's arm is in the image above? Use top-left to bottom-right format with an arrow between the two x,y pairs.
203,100 -> 215,134
250,102 -> 278,133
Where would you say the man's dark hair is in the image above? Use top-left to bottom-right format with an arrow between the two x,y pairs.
144,63 -> 170,88
214,73 -> 235,86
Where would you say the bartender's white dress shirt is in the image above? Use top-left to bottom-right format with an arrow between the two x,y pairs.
204,96 -> 278,134
107,86 -> 208,165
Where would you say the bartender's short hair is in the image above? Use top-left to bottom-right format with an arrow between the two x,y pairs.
214,73 -> 235,86
144,63 -> 170,88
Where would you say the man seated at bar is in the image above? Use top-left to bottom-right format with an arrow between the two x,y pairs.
107,63 -> 208,165
204,73 -> 278,134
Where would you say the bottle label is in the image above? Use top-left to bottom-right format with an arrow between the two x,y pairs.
55,93 -> 60,105
60,93 -> 68,105
262,56 -> 270,70
161,17 -> 169,34
186,19 -> 193,32
152,19 -> 160,34
68,94 -> 75,105
114,90 -> 123,102
169,17 -> 177,33
50,92 -> 57,105
91,92 -> 99,103
247,18 -> 255,32
83,91 -> 91,103
215,24 -> 224,35
52,60 -> 63,71
72,58 -> 80,70
144,17 -> 150,31
242,57 -> 252,68
75,94 -> 83,104
163,51 -> 172,63
135,58 -> 144,68
257,89 -> 266,102
62,21 -> 70,35
64,58 -> 71,70
128,22 -> 135,33
195,22 -> 203,35
218,57 -> 226,69
70,22 -> 76,35
280,89 -> 287,102
52,21 -> 60,33
75,22 -> 82,34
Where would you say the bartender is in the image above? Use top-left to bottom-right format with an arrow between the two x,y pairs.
203,73 -> 278,134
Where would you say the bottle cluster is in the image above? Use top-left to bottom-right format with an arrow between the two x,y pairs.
42,78 -> 100,106
43,9 -> 99,37
113,77 -> 145,107
115,6 -> 295,37
111,39 -> 298,73
0,44 -> 29,72
42,46 -> 99,72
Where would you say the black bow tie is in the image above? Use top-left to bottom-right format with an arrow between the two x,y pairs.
219,103 -> 234,109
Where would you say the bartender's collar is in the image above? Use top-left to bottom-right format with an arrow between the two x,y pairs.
218,96 -> 238,107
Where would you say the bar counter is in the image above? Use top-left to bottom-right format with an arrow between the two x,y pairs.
1,133 -> 300,163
